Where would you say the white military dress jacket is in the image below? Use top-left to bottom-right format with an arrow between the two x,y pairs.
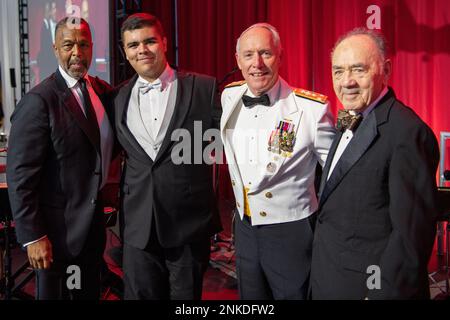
220,77 -> 335,226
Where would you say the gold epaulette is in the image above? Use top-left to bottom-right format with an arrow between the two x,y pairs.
224,80 -> 246,89
294,88 -> 328,104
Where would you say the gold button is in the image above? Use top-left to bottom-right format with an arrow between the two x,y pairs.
231,180 -> 236,186
260,211 -> 267,217
265,192 -> 273,199
236,202 -> 240,208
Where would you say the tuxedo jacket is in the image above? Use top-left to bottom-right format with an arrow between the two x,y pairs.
7,69 -> 113,259
220,78 -> 335,225
113,71 -> 222,249
311,88 -> 439,299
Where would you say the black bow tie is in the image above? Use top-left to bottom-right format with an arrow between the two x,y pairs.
242,94 -> 270,108
336,109 -> 363,132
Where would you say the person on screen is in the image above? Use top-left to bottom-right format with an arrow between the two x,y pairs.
37,0 -> 57,82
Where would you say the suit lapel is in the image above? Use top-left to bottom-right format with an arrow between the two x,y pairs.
220,79 -> 301,193
220,83 -> 248,190
154,71 -> 193,164
319,113 -> 377,206
55,70 -> 101,155
220,83 -> 248,135
117,74 -> 154,163
318,130 -> 342,197
319,90 -> 394,207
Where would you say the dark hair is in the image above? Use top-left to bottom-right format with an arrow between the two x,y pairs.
331,27 -> 388,60
120,13 -> 165,43
54,17 -> 91,41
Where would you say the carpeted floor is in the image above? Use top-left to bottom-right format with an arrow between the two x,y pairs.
1,201 -> 449,300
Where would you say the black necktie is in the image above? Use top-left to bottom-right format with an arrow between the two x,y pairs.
242,94 -> 270,108
336,109 -> 363,132
79,79 -> 100,147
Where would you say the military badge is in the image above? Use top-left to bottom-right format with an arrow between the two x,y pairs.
267,120 -> 296,157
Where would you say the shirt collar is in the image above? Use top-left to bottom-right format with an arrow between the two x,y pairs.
137,63 -> 175,91
58,65 -> 88,89
245,77 -> 281,107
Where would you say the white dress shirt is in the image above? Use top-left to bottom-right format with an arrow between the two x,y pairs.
126,64 -> 178,160
221,77 -> 335,225
227,80 -> 281,189
50,19 -> 56,43
327,87 -> 389,180
58,66 -> 114,189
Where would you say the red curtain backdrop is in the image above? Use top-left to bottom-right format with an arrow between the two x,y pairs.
20,0 -> 450,208
24,0 -> 450,173
144,0 -> 450,175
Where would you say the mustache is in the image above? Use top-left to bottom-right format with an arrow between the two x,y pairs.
69,59 -> 87,66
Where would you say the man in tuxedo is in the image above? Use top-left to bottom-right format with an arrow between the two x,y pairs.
310,28 -> 439,299
114,13 -> 221,300
37,0 -> 57,82
221,23 -> 335,299
7,17 -> 114,299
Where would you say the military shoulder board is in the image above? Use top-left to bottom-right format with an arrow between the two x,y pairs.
294,88 -> 328,104
224,80 -> 246,89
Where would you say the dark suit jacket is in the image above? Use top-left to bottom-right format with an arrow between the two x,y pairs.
311,88 -> 439,300
7,69 -> 113,259
113,71 -> 222,250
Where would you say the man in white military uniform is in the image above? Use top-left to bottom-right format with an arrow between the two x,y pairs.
221,23 -> 335,299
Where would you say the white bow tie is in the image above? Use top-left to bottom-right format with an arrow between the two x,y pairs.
138,80 -> 163,94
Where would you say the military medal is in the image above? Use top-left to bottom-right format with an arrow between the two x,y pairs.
267,120 -> 296,157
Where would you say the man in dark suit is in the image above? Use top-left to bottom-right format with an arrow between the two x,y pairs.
114,13 -> 221,300
7,17 -> 114,299
310,28 -> 440,300
37,0 -> 57,83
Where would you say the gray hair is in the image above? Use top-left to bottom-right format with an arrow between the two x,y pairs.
54,17 -> 91,42
331,27 -> 388,60
236,23 -> 282,54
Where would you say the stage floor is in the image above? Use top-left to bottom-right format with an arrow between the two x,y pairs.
1,195 -> 448,300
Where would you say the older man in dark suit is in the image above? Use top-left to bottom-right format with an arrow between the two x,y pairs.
311,28 -> 439,300
113,13 -> 221,300
7,17 -> 114,299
